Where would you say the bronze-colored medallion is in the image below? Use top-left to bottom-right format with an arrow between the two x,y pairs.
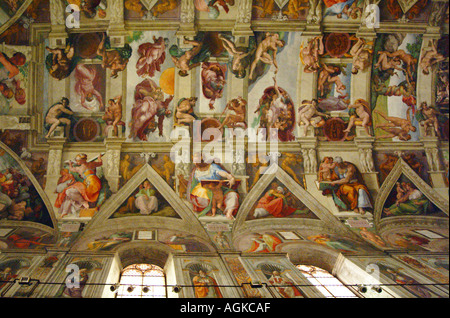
73,118 -> 99,142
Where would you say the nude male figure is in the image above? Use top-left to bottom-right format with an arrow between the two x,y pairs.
343,99 -> 372,135
378,49 -> 417,81
318,64 -> 346,97
299,36 -> 324,73
298,99 -> 328,135
96,34 -> 129,78
420,40 -> 446,75
219,97 -> 246,129
175,97 -> 198,125
418,101 -> 443,138
374,109 -> 416,141
102,95 -> 123,136
45,98 -> 74,139
350,37 -> 372,74
218,34 -> 253,78
171,38 -> 203,77
249,32 -> 285,80
374,51 -> 404,75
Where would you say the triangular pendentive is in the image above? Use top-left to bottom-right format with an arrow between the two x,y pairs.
79,163 -> 208,241
233,164 -> 357,238
380,174 -> 446,219
109,178 -> 181,219
374,158 -> 449,224
0,141 -> 56,230
245,178 -> 319,220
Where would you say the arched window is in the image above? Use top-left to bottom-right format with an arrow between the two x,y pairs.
117,264 -> 167,298
297,265 -> 358,298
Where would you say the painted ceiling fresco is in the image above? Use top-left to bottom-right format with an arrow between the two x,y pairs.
0,1 -> 448,292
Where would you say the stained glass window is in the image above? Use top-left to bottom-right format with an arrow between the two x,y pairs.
116,264 -> 166,298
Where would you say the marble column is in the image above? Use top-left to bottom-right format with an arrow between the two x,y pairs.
103,135 -> 126,193
107,0 -> 127,47
44,131 -> 68,208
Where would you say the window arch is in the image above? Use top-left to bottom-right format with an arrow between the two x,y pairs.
117,264 -> 167,298
296,265 -> 358,298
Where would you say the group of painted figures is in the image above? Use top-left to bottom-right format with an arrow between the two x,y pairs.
39,29 -> 448,144
33,19 -> 448,221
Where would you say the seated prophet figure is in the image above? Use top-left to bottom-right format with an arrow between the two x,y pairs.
187,153 -> 239,220
55,154 -> 103,218
321,157 -> 373,215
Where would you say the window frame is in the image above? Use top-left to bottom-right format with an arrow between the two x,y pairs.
116,264 -> 168,298
296,264 -> 359,298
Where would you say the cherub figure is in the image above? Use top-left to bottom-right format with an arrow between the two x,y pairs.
318,157 -> 337,182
